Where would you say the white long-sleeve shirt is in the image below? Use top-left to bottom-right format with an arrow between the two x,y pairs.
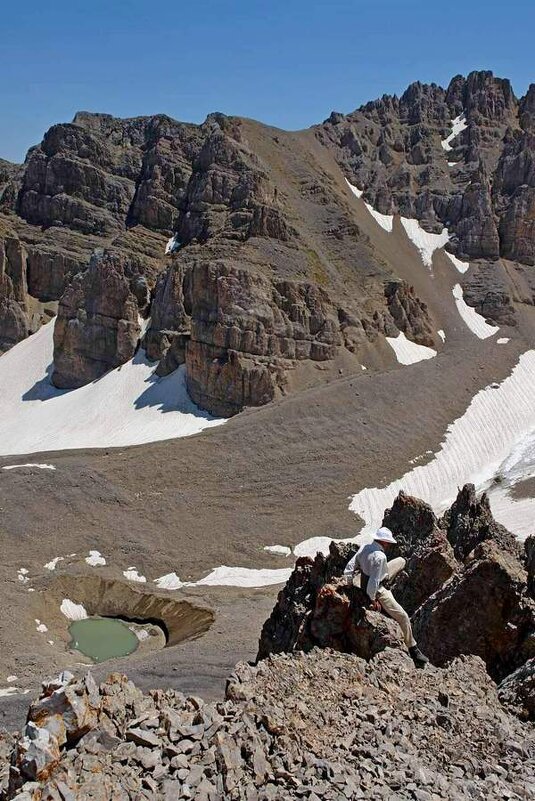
343,541 -> 388,600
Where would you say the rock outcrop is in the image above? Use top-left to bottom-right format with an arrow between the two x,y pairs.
0,222 -> 58,352
2,650 -> 534,801
439,483 -> 521,561
259,484 -> 535,689
0,230 -> 30,351
257,543 -> 404,662
412,540 -> 531,679
51,252 -> 141,388
319,70 -> 535,267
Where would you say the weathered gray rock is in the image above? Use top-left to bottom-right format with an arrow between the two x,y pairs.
52,252 -> 141,388
499,657 -> 535,721
440,483 -> 521,561
320,70 -> 533,266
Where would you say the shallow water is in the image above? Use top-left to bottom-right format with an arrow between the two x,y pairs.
69,617 -> 139,662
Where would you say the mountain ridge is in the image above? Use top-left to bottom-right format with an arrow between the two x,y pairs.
0,69 -> 533,416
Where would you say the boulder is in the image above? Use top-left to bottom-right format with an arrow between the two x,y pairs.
12,673 -> 100,786
27,672 -> 100,748
412,541 -> 530,678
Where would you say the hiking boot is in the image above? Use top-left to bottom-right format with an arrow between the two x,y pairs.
409,645 -> 429,668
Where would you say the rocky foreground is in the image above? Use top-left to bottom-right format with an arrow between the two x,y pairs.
0,649 -> 534,801
1,484 -> 535,800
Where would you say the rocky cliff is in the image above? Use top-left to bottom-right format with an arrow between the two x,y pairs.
1,70 -> 533,415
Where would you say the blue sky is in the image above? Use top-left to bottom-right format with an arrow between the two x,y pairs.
1,0 -> 533,163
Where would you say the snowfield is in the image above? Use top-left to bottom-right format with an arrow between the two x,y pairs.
349,350 -> 535,542
0,320 -> 224,456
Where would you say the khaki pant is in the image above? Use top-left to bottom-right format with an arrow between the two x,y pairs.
356,556 -> 416,649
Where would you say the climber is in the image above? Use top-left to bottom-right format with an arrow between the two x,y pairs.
344,526 -> 429,668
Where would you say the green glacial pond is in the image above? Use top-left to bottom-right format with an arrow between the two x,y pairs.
69,617 -> 139,663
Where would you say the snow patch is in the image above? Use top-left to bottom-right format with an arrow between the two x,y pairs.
294,537 -> 336,558
497,338 -> 510,345
349,351 -> 535,538
194,566 -> 293,588
17,568 -> 29,584
345,178 -> 363,198
441,113 -> 467,151
153,572 -> 184,590
85,550 -> 106,567
44,557 -> 64,571
264,545 -> 292,557
154,565 -> 293,589
365,204 -> 393,233
0,688 -> 20,698
452,284 -> 499,339
6,676 -> 17,683
445,252 -> 470,274
438,330 -> 446,342
138,315 -> 151,337
123,568 -> 147,583
386,332 -> 437,365
36,623 -> 48,633
60,599 -> 88,621
2,463 -> 55,471
448,162 -> 458,167
486,486 -> 535,542
165,234 -> 181,254
345,179 -> 393,232
0,320 -> 224,457
400,218 -> 450,267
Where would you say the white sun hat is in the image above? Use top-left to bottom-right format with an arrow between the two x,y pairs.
373,526 -> 397,544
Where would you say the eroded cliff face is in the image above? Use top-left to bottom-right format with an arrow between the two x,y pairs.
0,70 -> 533,415
51,253 -> 142,389
142,253 -> 436,415
319,70 -> 535,264
0,221 -> 57,351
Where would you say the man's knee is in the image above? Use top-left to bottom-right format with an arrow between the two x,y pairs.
387,557 -> 406,582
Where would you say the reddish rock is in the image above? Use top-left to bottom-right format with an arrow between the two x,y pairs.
412,541 -> 530,678
257,542 -> 404,662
